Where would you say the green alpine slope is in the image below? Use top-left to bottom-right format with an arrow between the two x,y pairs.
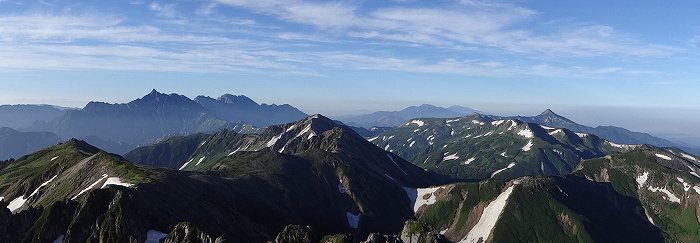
410,146 -> 700,243
371,114 -> 637,180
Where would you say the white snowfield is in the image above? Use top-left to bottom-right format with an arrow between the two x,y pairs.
655,153 -> 672,161
407,186 -> 446,212
648,186 -> 681,204
463,157 -> 476,165
575,132 -> 588,138
145,230 -> 168,243
410,120 -> 425,127
491,163 -> 515,178
636,172 -> 649,187
460,184 -> 517,243
346,212 -> 360,229
72,174 -> 109,200
681,153 -> 698,162
517,129 -> 534,139
606,141 -> 640,150
676,177 -> 692,192
443,153 -> 459,161
491,120 -> 505,126
522,140 -> 534,151
50,156 -> 60,161
101,177 -> 134,189
548,129 -> 563,136
7,174 -> 58,213
471,120 -> 485,125
195,156 -> 206,166
179,158 -> 194,170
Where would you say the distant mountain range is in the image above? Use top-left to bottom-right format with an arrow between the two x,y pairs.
514,109 -> 700,156
338,104 -> 479,128
19,90 -> 306,154
0,127 -> 62,161
0,105 -> 68,129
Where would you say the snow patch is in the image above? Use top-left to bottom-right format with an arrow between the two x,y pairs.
522,140 -> 534,151
461,184 -> 516,243
410,120 -> 425,127
499,151 -> 507,157
648,186 -> 681,204
72,174 -> 109,200
471,120 -> 485,125
548,129 -> 563,136
491,163 -> 515,178
655,153 -> 672,161
681,153 -> 698,162
101,177 -> 134,189
443,153 -> 459,161
575,132 -> 589,138
367,136 -> 379,142
540,125 -> 555,130
606,141 -> 639,150
145,230 -> 168,243
346,212 -> 360,229
491,120 -> 505,126
409,187 -> 446,212
53,235 -> 64,243
50,156 -> 59,161
446,118 -> 460,124
195,156 -> 206,166
463,157 -> 476,165
694,186 -> 700,194
7,174 -> 58,212
179,158 -> 193,170
677,177 -> 691,192
266,134 -> 282,147
636,172 -> 649,187
517,129 -> 534,138
409,141 -> 416,147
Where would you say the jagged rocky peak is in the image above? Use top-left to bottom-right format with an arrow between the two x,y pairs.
217,94 -> 259,106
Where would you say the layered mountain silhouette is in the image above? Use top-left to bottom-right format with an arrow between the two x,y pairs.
24,90 -> 306,154
515,109 -> 700,156
0,127 -> 62,161
0,104 -> 68,130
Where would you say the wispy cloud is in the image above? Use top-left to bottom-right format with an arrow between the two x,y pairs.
0,0 -> 683,80
148,2 -> 177,18
216,0 -> 678,58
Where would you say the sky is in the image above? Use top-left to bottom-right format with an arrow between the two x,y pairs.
0,0 -> 699,145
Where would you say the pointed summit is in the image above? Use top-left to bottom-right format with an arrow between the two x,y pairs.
540,109 -> 558,116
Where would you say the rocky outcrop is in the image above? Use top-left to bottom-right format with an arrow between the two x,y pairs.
399,220 -> 443,243
273,224 -> 316,243
164,222 -> 225,243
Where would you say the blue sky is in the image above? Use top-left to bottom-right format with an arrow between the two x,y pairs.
1,0 -> 699,144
